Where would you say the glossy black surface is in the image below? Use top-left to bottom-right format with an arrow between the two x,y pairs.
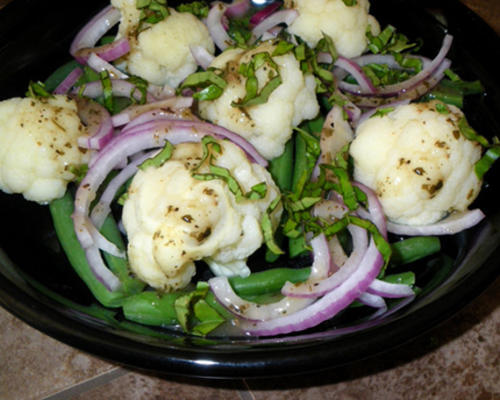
0,0 -> 499,379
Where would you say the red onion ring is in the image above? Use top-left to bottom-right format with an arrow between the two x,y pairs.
386,209 -> 485,236
250,1 -> 282,26
367,279 -> 414,298
357,292 -> 387,309
53,67 -> 83,95
70,6 -> 122,63
113,97 -> 194,128
243,237 -> 383,336
206,2 -> 234,51
73,79 -> 157,103
209,276 -> 314,321
75,97 -> 114,150
190,45 -> 215,70
90,151 -> 156,228
335,56 -> 377,95
251,9 -> 298,40
121,119 -> 268,167
225,0 -> 251,18
87,52 -> 129,79
281,225 -> 368,298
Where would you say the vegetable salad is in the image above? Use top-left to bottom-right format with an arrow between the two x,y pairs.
0,0 -> 497,337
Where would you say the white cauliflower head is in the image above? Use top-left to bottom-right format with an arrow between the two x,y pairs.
284,0 -> 380,58
350,101 -> 483,226
198,41 -> 319,160
0,95 -> 89,204
122,140 -> 282,291
111,0 -> 215,87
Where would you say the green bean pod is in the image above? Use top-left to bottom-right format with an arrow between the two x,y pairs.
390,236 -> 441,266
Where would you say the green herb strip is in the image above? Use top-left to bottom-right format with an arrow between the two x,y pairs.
139,140 -> 175,170
231,52 -> 282,108
99,70 -> 114,112
180,70 -> 227,101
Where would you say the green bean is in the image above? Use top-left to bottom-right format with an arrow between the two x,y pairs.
122,291 -> 182,326
229,267 -> 310,296
269,138 -> 294,192
49,191 -> 142,307
390,236 -> 441,266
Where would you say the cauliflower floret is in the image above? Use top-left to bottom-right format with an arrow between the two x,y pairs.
350,101 -> 483,226
122,140 -> 282,291
198,42 -> 319,160
0,96 -> 89,204
112,0 -> 215,87
284,0 -> 380,58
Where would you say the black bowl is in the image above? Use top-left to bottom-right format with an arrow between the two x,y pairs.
0,0 -> 499,379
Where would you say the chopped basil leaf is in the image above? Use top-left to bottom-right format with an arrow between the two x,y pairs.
127,75 -> 149,104
272,40 -> 295,57
342,0 -> 357,5
181,70 -> 227,101
176,1 -> 209,19
231,52 -> 282,108
26,81 -> 54,99
366,25 -> 419,55
137,0 -> 169,29
99,70 -> 114,112
475,145 -> 500,180
371,106 -> 394,118
435,102 -> 449,114
175,282 -> 224,336
458,117 -> 489,147
139,140 -> 175,170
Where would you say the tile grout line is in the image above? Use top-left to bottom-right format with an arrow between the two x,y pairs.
41,367 -> 129,400
237,379 -> 257,400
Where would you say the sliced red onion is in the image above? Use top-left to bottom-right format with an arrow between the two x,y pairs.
225,0 -> 251,18
87,52 -> 129,79
281,224 -> 368,298
249,1 -> 282,26
377,34 -> 453,96
76,37 -> 131,64
190,45 -> 215,70
347,57 -> 452,108
335,56 -> 376,95
308,234 -> 333,280
243,237 -> 383,336
53,67 -> 83,95
206,2 -> 234,51
251,9 -> 298,40
352,182 -> 387,239
209,276 -> 314,321
86,220 -> 126,258
73,79 -> 157,103
114,97 -> 194,128
121,119 -> 267,166
90,151 -> 156,228
352,54 -> 432,70
70,6 -> 122,63
75,97 -> 114,150
147,83 -> 176,100
357,292 -> 387,309
387,209 -> 485,236
367,279 -> 414,298
85,246 -> 121,291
